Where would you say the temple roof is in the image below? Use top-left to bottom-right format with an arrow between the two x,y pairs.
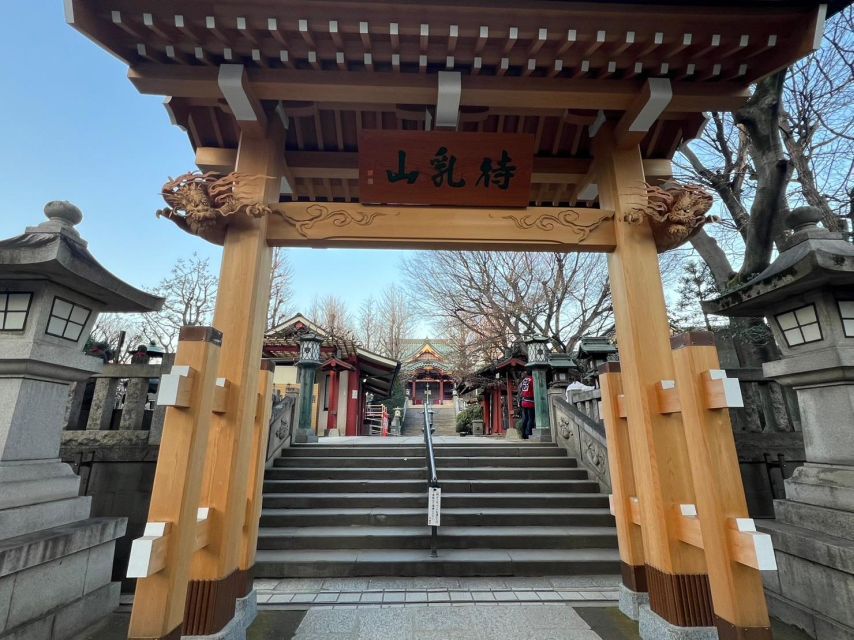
703,214 -> 854,317
0,203 -> 163,313
263,312 -> 401,396
66,0 -> 838,206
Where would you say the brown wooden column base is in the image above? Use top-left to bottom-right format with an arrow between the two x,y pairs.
646,565 -> 715,627
236,565 -> 255,598
621,562 -> 648,592
129,624 -> 182,640
183,569 -> 240,635
716,617 -> 773,640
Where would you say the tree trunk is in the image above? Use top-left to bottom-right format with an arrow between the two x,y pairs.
733,70 -> 793,278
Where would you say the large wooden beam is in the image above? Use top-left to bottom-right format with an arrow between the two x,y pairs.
197,148 -> 672,185
129,65 -> 750,113
265,203 -> 615,251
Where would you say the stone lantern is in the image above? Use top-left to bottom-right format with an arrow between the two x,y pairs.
703,206 -> 854,638
294,332 -> 322,443
525,335 -> 552,441
0,202 -> 162,638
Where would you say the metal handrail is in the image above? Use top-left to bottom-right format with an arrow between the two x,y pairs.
423,395 -> 440,557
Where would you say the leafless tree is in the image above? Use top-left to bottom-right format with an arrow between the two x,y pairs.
676,6 -> 853,289
308,293 -> 354,340
137,253 -> 218,350
403,251 -> 611,364
267,248 -> 295,331
87,253 -> 218,355
355,294 -> 380,352
377,284 -> 418,361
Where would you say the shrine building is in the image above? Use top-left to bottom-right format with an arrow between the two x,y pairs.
263,313 -> 400,436
400,338 -> 457,405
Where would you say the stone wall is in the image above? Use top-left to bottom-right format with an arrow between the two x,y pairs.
548,389 -> 611,492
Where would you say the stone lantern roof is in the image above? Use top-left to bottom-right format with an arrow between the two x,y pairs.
0,201 -> 163,312
703,207 -> 854,318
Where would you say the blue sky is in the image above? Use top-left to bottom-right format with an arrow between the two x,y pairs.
0,1 -> 410,319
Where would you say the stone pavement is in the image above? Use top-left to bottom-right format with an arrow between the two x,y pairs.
82,576 -> 814,640
252,575 -> 621,608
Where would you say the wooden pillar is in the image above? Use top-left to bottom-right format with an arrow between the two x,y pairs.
438,379 -> 444,405
184,126 -> 283,636
594,126 -> 713,629
482,392 -> 490,435
598,362 -> 647,604
494,386 -> 501,433
671,332 -> 772,638
238,359 -> 275,594
346,369 -> 359,436
127,326 -> 222,640
326,368 -> 340,436
506,372 -> 515,427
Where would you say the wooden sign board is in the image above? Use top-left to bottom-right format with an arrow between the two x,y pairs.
359,131 -> 535,207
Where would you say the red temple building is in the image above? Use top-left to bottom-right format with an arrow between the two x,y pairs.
263,314 -> 400,436
400,339 -> 457,405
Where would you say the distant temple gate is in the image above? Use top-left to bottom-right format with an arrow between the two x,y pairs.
65,1 -> 832,638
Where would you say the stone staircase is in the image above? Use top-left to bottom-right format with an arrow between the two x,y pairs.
401,403 -> 458,436
255,442 -> 619,577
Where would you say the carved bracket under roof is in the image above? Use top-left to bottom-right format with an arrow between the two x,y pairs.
625,182 -> 716,253
156,171 -> 274,243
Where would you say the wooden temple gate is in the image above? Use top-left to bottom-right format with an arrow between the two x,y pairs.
66,1 -> 831,638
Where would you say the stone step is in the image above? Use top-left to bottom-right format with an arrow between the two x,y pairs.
265,467 -> 590,481
262,479 -> 601,494
283,445 -> 564,458
254,548 -> 621,578
274,455 -> 578,469
259,507 -> 616,528
256,525 -> 619,550
262,492 -> 610,509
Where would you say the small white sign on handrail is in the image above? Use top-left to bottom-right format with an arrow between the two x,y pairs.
428,486 -> 441,527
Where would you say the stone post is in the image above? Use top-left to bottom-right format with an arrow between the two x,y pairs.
294,333 -> 322,443
525,335 -> 552,442
0,202 -> 162,639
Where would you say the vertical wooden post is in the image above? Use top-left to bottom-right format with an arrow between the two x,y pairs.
127,326 -> 222,640
184,126 -> 282,635
346,369 -> 359,436
598,362 -> 648,614
238,359 -> 275,591
594,125 -> 714,629
482,392 -> 490,434
671,332 -> 772,639
326,368 -> 340,435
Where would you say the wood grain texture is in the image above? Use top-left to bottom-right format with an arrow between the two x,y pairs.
188,124 -> 283,613
594,125 -> 708,615
671,337 -> 771,630
240,363 -> 274,574
128,331 -> 221,639
267,203 -> 615,251
599,369 -> 646,575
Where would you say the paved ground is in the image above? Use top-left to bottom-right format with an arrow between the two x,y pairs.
252,575 -> 621,607
82,576 -> 814,640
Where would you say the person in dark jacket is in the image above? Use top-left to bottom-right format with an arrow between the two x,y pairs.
518,374 -> 535,439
